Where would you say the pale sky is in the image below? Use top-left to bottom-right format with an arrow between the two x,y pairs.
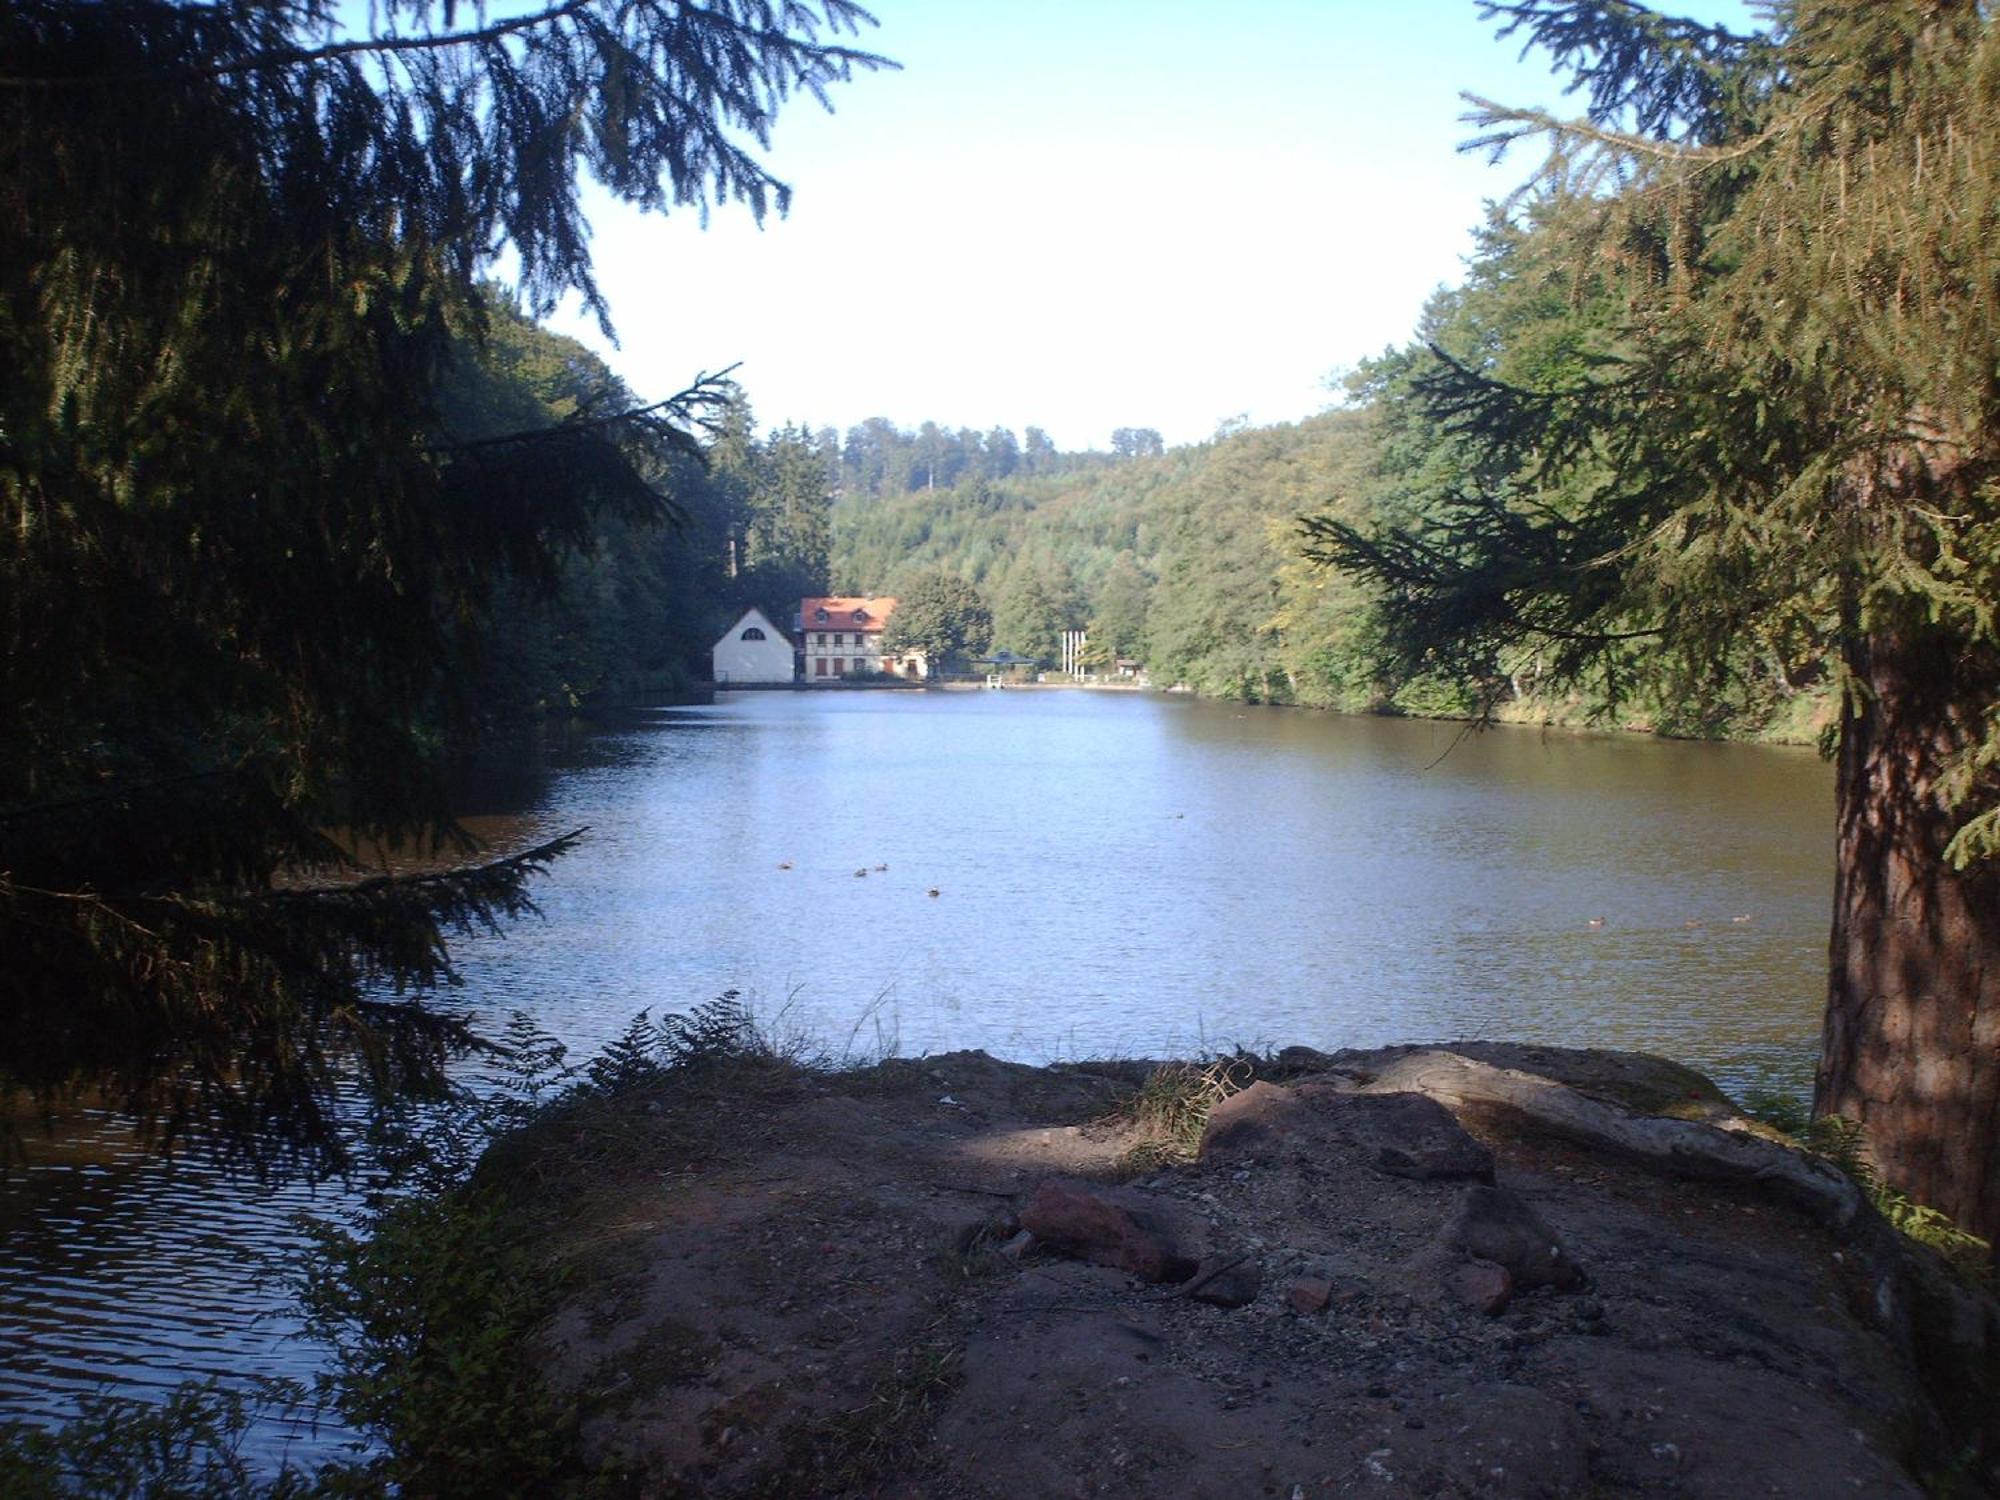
547,0 -> 1756,452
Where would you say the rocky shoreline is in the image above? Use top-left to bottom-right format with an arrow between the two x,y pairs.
490,1042 -> 1999,1497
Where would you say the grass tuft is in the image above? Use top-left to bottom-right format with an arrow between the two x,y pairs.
1108,1057 -> 1253,1169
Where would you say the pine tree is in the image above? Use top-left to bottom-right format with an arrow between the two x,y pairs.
0,0 -> 883,1172
755,422 -> 836,592
1308,1 -> 2000,1241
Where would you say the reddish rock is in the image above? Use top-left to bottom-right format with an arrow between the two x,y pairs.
1447,1257 -> 1514,1315
1199,1082 -> 1494,1183
1440,1185 -> 1583,1291
1198,1080 -> 1305,1161
1288,1276 -> 1333,1314
1018,1178 -> 1197,1284
1364,1093 -> 1497,1182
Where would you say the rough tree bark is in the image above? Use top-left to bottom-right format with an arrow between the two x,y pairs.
1817,628 -> 2000,1245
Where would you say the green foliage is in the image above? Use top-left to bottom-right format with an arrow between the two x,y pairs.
1300,0 -> 2000,1239
824,367 -> 1826,728
451,303 -> 756,716
299,1192 -> 594,1498
834,410 -> 1418,707
1111,427 -> 1166,459
0,1 -> 879,1171
1739,1088 -> 1812,1138
879,571 -> 994,672
0,999 -> 797,1493
1805,1117 -> 1992,1283
993,560 -> 1085,664
733,411 -> 837,611
296,996 -> 770,1495
1306,0 -> 2000,831
0,1382 -> 311,1500
1741,1098 -> 1994,1283
1089,552 -> 1153,661
836,418 -> 1114,500
582,993 -> 762,1095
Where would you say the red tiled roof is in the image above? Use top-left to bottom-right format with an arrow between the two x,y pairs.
800,595 -> 897,634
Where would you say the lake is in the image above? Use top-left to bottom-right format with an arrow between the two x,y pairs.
0,687 -> 1835,1456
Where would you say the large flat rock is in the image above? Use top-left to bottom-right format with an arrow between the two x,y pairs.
496,1044 -> 1989,1497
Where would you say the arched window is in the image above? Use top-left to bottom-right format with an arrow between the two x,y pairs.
814,608 -> 828,623
852,609 -> 867,623
740,626 -> 766,641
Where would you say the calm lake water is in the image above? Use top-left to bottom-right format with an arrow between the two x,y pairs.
0,688 -> 1835,1455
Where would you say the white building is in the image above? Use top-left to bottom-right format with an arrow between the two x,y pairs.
799,595 -> 925,681
711,607 -> 796,685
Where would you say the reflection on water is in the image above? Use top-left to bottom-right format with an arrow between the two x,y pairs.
0,689 -> 1834,1451
0,1107 -> 347,1467
454,691 -> 1831,1092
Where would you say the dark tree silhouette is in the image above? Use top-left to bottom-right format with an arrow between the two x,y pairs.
0,0 -> 885,1171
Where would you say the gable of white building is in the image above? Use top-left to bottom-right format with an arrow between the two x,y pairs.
711,607 -> 796,684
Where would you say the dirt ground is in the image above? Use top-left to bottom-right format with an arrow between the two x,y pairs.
497,1044 -> 1998,1498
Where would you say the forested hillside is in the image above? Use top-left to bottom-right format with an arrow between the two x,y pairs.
826,277 -> 1830,742
827,410 -> 1394,706
459,307 -> 850,715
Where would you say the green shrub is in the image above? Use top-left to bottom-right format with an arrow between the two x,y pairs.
299,1192 -> 595,1498
1740,1094 -> 1992,1284
0,1382 -> 310,1500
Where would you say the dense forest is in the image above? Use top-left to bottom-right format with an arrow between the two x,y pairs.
820,267 -> 1829,743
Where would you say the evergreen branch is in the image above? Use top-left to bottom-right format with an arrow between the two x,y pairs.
255,829 -> 585,910
4,830 -> 581,918
1507,613 -> 1662,645
1461,91 -> 1827,168
1475,0 -> 1771,144
0,0 -> 592,87
0,1 -> 891,89
0,878 -> 179,946
434,367 -> 740,454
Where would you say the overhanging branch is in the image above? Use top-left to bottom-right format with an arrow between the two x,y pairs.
0,0 -> 891,89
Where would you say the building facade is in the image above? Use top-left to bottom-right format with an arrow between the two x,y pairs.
798,595 -> 923,680
710,606 -> 797,684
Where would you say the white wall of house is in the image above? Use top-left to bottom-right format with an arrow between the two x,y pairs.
795,597 -> 929,681
711,608 -> 796,684
802,626 -> 885,679
801,598 -> 887,681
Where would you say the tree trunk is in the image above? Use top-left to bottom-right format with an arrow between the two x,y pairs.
1817,629 -> 2000,1245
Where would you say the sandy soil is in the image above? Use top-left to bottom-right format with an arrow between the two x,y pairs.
494,1044 -> 1997,1498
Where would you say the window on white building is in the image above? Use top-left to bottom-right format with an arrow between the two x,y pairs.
740,626 -> 765,641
